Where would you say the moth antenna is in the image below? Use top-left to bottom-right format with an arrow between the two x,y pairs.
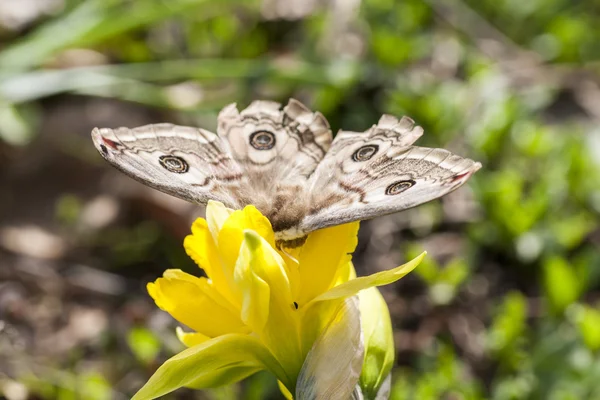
279,246 -> 299,265
276,239 -> 303,264
285,249 -> 299,265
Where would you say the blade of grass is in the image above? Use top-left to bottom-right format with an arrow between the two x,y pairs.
0,0 -> 249,72
0,59 -> 360,103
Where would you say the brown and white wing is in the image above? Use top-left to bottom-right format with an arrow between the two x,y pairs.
216,98 -> 333,229
91,123 -> 245,208
298,115 -> 481,234
217,98 -> 332,184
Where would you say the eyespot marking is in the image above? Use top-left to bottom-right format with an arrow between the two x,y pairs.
385,180 -> 415,195
159,155 -> 189,173
99,144 -> 108,156
352,144 -> 379,162
250,130 -> 276,150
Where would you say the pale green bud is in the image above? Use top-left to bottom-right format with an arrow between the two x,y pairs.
358,287 -> 395,399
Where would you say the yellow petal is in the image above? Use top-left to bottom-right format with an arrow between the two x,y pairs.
132,334 -> 292,400
236,234 -> 303,380
278,381 -> 294,400
184,218 -> 238,305
176,327 -> 211,347
218,205 -> 275,273
296,222 -> 359,305
206,200 -> 233,242
261,300 -> 304,383
234,238 -> 271,331
333,261 -> 357,286
310,252 -> 426,304
164,269 -> 240,316
234,230 -> 294,332
244,231 -> 292,302
298,298 -> 345,361
147,270 -> 248,337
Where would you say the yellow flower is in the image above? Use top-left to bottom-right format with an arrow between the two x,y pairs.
133,201 -> 424,400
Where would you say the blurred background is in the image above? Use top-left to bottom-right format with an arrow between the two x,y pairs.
1,0 -> 600,399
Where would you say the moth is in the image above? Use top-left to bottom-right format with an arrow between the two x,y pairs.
92,99 -> 481,248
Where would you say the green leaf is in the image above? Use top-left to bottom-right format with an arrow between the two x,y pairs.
242,371 -> 279,400
0,0 -> 246,72
132,334 -> 288,400
488,292 -> 527,354
543,256 -> 581,314
311,252 -> 425,303
80,373 -> 112,400
127,327 -> 161,365
575,306 -> 600,351
0,104 -> 38,146
438,258 -> 470,288
550,212 -> 596,249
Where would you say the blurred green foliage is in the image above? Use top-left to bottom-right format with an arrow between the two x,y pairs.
127,327 -> 161,366
2,0 -> 600,399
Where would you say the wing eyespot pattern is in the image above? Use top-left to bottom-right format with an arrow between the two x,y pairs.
385,180 -> 415,195
99,144 -> 109,156
159,155 -> 189,173
250,130 -> 276,150
352,144 -> 379,162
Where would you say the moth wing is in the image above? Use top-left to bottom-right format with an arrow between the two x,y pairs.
91,123 -> 246,208
217,98 -> 331,182
299,115 -> 481,234
216,98 -> 333,229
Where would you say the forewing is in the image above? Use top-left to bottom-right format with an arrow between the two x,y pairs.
300,115 -> 481,233
91,123 -> 245,208
216,98 -> 333,229
217,98 -> 332,183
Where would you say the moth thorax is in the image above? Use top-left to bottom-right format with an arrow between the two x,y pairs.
262,186 -> 308,233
